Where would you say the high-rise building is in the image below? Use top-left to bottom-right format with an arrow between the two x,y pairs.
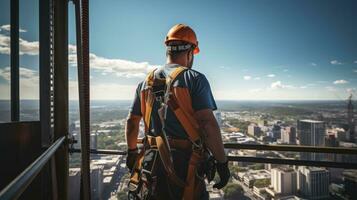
297,167 -> 329,199
297,120 -> 325,161
324,135 -> 338,161
347,94 -> 355,142
343,170 -> 357,200
248,124 -> 261,137
272,125 -> 281,140
281,127 -> 296,144
271,167 -> 297,195
68,168 -> 81,200
90,165 -> 104,199
90,132 -> 98,149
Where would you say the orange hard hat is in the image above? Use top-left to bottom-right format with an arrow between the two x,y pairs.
165,24 -> 200,54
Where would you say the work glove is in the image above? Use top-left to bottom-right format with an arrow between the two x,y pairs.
126,148 -> 139,172
213,160 -> 230,189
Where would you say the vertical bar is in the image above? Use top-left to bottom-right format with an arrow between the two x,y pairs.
11,0 -> 19,122
40,0 -> 52,147
76,0 -> 91,199
39,1 -> 55,199
53,0 -> 69,199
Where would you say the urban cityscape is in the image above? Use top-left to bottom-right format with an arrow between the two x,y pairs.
1,96 -> 356,200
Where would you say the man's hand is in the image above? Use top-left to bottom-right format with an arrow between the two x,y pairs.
126,148 -> 139,171
213,160 -> 230,189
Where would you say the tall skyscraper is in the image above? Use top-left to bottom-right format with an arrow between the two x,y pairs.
248,124 -> 261,137
297,120 -> 325,161
343,170 -> 357,199
271,167 -> 297,195
347,94 -> 355,143
281,127 -> 296,144
272,125 -> 281,140
298,167 -> 330,199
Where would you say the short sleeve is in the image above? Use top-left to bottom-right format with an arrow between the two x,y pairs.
191,74 -> 217,111
129,82 -> 143,116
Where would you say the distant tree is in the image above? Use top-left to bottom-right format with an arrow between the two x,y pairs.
250,163 -> 264,170
223,183 -> 244,199
254,179 -> 270,188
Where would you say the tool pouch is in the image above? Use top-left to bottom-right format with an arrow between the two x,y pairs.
128,149 -> 159,200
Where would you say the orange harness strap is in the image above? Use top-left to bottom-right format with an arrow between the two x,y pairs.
141,67 -> 205,200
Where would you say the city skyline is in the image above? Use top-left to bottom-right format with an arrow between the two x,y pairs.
0,0 -> 357,100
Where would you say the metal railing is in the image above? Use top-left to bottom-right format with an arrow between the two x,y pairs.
1,140 -> 357,200
0,136 -> 65,200
70,143 -> 357,169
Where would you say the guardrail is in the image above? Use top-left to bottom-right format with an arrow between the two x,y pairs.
70,143 -> 357,169
0,136 -> 65,200
1,140 -> 357,200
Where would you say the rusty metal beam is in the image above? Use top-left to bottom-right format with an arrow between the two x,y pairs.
53,0 -> 69,199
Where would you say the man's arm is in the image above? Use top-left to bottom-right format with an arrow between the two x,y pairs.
125,114 -> 142,150
194,108 -> 227,162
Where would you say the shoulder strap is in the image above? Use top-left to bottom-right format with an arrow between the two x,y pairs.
164,67 -> 201,142
142,66 -> 202,142
141,69 -> 156,132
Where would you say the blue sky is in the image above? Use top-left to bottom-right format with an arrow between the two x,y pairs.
0,0 -> 356,100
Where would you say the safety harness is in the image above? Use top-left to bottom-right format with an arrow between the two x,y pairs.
128,66 -> 207,200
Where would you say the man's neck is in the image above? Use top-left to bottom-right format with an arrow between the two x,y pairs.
166,58 -> 187,67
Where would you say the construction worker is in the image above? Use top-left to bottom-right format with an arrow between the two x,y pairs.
125,24 -> 230,200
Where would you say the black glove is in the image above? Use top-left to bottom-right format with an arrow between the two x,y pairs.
126,148 -> 139,171
213,160 -> 230,189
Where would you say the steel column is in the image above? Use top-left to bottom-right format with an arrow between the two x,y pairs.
10,0 -> 19,122
53,0 -> 69,199
75,0 -> 91,198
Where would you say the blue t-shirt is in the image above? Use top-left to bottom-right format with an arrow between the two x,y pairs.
129,64 -> 217,139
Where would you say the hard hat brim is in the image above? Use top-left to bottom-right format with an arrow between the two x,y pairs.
193,46 -> 200,54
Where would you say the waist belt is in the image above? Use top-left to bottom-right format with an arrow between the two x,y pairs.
147,135 -> 193,152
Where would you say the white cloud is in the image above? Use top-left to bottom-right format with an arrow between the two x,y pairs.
69,52 -> 158,78
330,60 -> 343,65
0,66 -> 39,99
249,88 -> 262,93
0,66 -> 138,100
267,74 -> 275,78
254,77 -> 261,80
354,70 -> 357,73
0,32 -> 159,79
270,81 -> 295,89
0,33 -> 39,55
68,80 -> 137,100
0,24 -> 27,32
219,66 -> 231,70
325,86 -> 337,92
354,61 -> 357,64
283,69 -> 289,72
311,62 -> 317,66
271,81 -> 283,89
333,80 -> 348,85
243,75 -> 252,80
